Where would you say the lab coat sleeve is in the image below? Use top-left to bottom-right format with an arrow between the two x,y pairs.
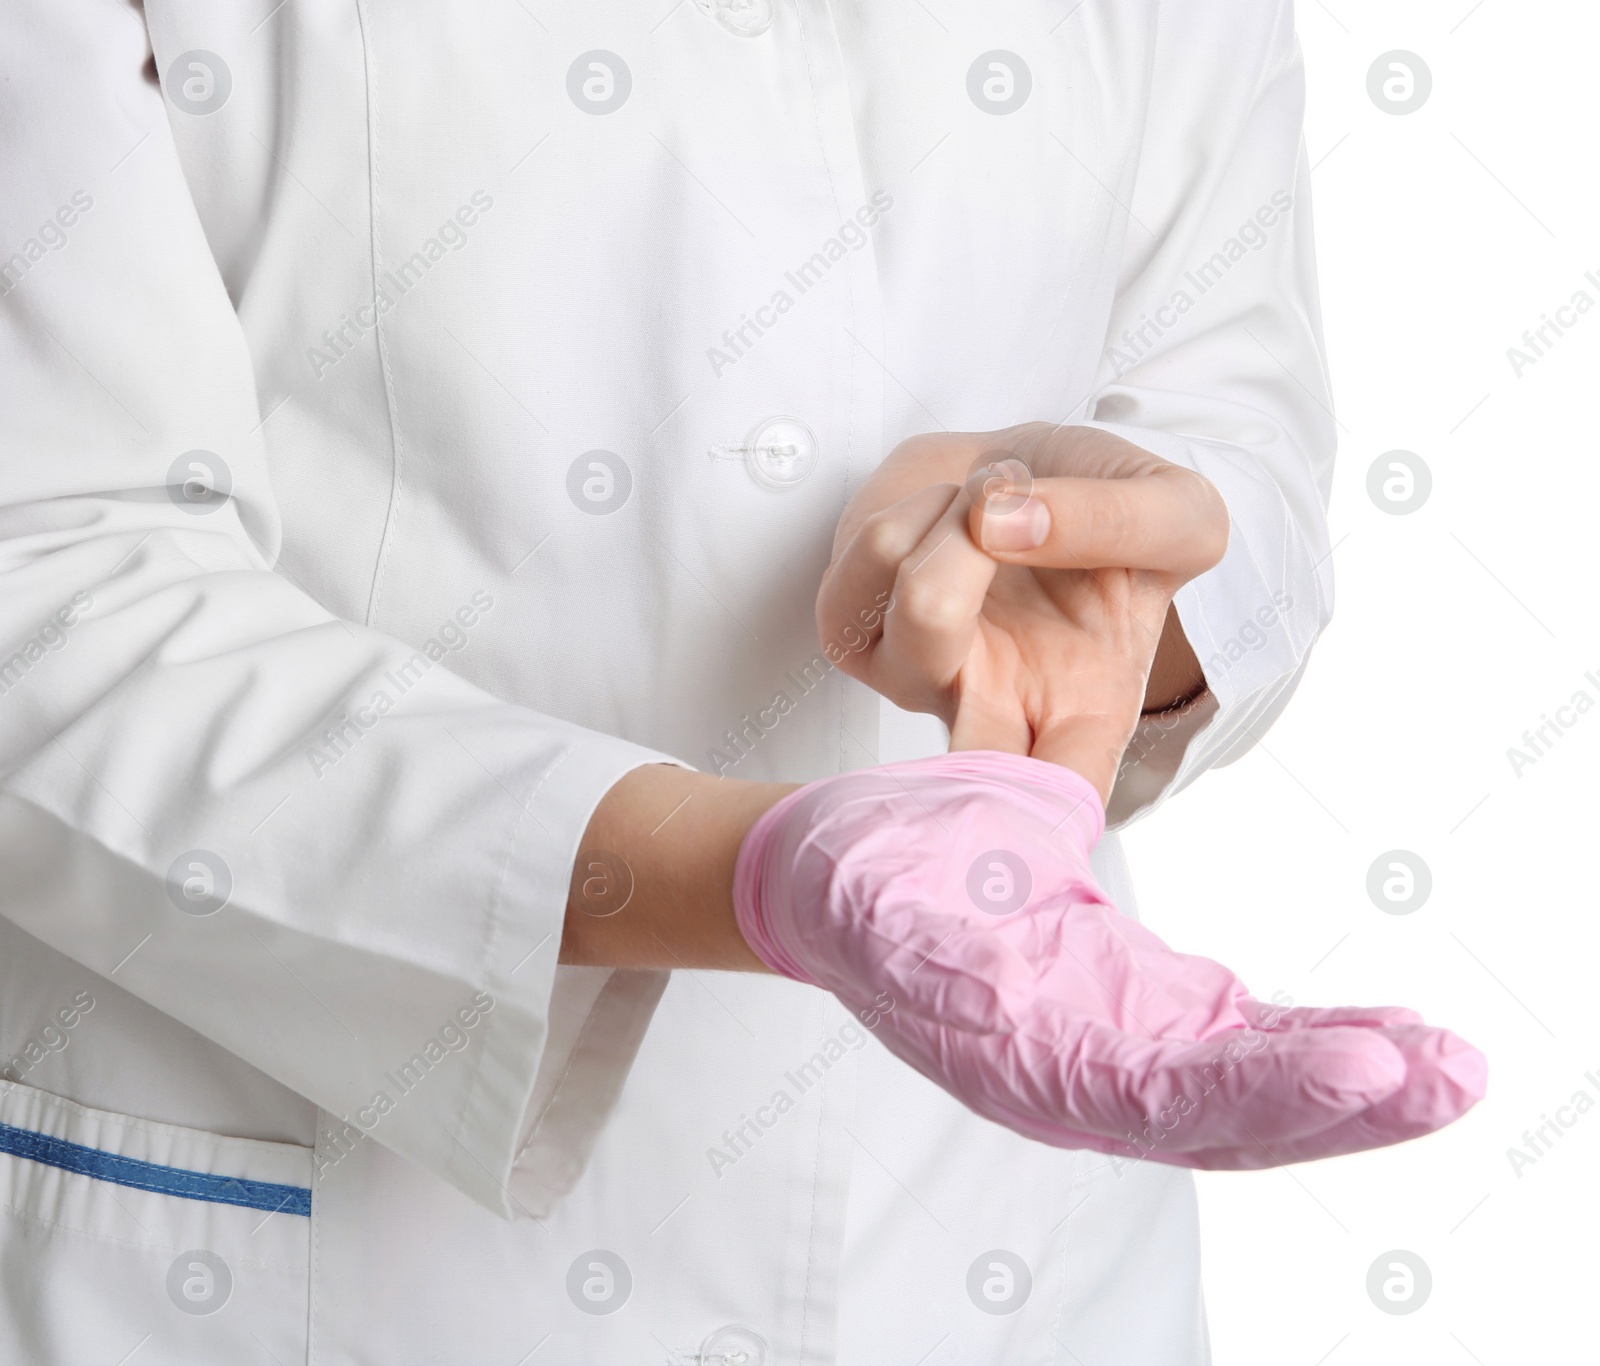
0,1 -> 672,1219
1088,0 -> 1337,828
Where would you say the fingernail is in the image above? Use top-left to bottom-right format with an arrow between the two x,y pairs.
981,498 -> 1050,551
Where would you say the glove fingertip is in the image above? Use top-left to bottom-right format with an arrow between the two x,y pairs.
1297,1031 -> 1409,1108
1430,1029 -> 1490,1110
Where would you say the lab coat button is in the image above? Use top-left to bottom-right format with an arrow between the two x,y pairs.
745,415 -> 817,489
696,0 -> 775,37
699,1322 -> 768,1365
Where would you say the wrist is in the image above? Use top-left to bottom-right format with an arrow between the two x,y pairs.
1141,601 -> 1209,712
730,782 -> 822,983
560,765 -> 798,971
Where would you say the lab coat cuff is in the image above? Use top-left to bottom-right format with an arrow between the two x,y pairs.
446,735 -> 687,1219
1080,421 -> 1329,826
509,964 -> 670,1216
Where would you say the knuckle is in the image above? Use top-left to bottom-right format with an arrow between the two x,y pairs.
895,575 -> 971,634
859,514 -> 914,567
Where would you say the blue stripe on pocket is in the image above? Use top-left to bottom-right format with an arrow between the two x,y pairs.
0,1121 -> 311,1216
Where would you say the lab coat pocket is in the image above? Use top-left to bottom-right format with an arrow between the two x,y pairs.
0,1079 -> 312,1366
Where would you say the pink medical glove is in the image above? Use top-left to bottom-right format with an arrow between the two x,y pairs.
733,751 -> 1486,1169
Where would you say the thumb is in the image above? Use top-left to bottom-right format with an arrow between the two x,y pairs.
965,463 -> 1228,579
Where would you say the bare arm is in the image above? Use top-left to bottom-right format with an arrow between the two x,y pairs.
560,766 -> 798,971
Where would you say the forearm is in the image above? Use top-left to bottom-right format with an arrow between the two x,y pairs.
560,765 -> 798,971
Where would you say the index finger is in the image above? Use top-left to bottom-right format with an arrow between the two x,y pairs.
816,482 -> 961,666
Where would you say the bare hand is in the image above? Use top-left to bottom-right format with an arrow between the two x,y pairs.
816,423 -> 1228,801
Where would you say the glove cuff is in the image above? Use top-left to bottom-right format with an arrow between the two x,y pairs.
732,781 -> 820,983
731,751 -> 1105,984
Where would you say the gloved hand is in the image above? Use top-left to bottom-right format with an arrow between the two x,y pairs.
733,749 -> 1486,1168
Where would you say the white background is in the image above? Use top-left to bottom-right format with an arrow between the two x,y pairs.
1124,3 -> 1600,1361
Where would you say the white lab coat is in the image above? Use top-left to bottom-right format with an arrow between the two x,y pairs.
0,1 -> 1333,1361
